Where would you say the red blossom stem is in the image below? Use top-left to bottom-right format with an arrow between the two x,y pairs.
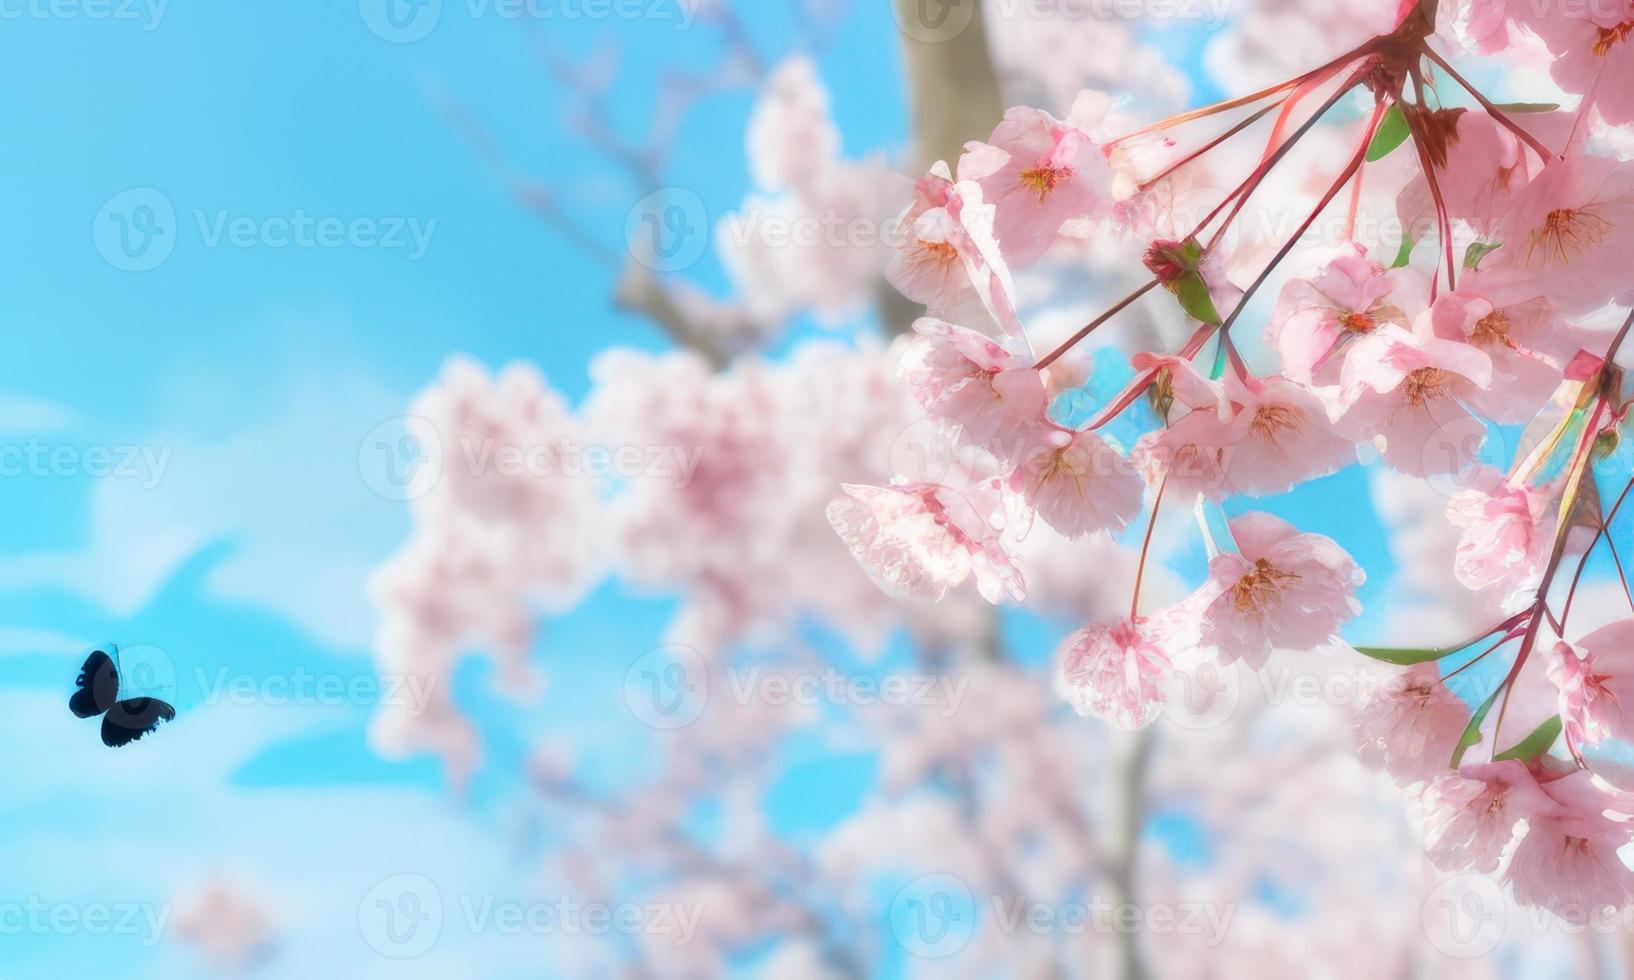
1130,473 -> 1170,620
1493,394 -> 1612,753
1403,84 -> 1459,295
1033,279 -> 1160,371
1189,74 -> 1365,248
1344,100 -> 1390,243
1137,100 -> 1285,192
1082,320 -> 1221,431
1106,43 -> 1370,148
1421,47 -> 1560,164
1442,628 -> 1526,683
1605,533 -> 1634,615
1213,118 -> 1375,338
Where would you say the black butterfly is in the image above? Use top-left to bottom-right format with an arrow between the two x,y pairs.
69,647 -> 176,747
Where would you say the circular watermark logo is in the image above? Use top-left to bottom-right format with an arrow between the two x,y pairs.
889,873 -> 978,958
93,188 -> 176,272
1158,659 -> 1241,731
359,873 -> 444,958
359,0 -> 443,41
624,188 -> 709,273
892,0 -> 977,43
887,418 -> 962,486
623,644 -> 708,730
358,415 -> 443,502
1422,873 -> 1506,958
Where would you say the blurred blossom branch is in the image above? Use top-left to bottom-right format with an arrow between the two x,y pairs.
368,0 -> 1634,975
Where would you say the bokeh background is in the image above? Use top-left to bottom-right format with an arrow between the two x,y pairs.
2,1 -> 1629,976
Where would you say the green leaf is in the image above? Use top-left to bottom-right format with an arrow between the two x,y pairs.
1493,716 -> 1564,763
1390,234 -> 1418,269
1177,237 -> 1204,268
1463,241 -> 1503,270
1451,687 -> 1503,769
1355,645 -> 1459,666
1367,106 -> 1411,162
1173,271 -> 1222,325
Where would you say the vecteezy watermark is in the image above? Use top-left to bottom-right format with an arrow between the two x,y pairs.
93,188 -> 437,272
0,440 -> 170,489
93,188 -> 175,272
357,0 -> 699,42
194,667 -> 439,713
0,0 -> 166,30
623,644 -> 709,730
1422,872 -> 1634,958
357,875 -> 703,959
356,415 -> 707,502
622,645 -> 975,731
625,187 -> 710,273
888,874 -> 1236,959
359,875 -> 443,959
0,899 -> 171,945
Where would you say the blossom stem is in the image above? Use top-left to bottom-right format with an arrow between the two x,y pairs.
1213,120 -> 1374,337
1561,477 -> 1634,629
1605,533 -> 1634,615
1106,45 -> 1366,148
1130,474 -> 1170,621
1223,331 -> 1252,383
1604,307 -> 1634,363
1442,629 -> 1525,683
1137,100 -> 1285,192
1188,76 -> 1362,247
1082,319 -> 1221,431
1421,48 -> 1559,163
1344,100 -> 1390,243
1493,396 -> 1611,751
1033,279 -> 1160,371
1403,93 -> 1459,295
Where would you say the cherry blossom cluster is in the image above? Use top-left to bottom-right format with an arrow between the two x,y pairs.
832,0 -> 1634,921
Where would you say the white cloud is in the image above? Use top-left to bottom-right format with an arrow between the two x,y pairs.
0,364 -> 416,651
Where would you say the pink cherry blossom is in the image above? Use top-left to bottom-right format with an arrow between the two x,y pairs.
1446,466 -> 1553,611
1489,149 -> 1634,316
1214,372 -> 1357,497
886,163 -> 971,311
1437,0 -> 1525,54
745,56 -> 839,193
1506,770 -> 1634,923
1006,424 -> 1146,538
1191,512 -> 1364,669
1424,284 -> 1574,422
1127,356 -> 1233,499
1396,111 -> 1541,239
1055,614 -> 1178,730
921,178 -> 1032,345
1417,760 -> 1559,874
1551,620 -> 1634,748
1266,247 -> 1430,386
897,317 -> 1045,450
826,480 -> 1025,605
958,106 -> 1114,264
1355,663 -> 1472,786
1527,0 -> 1634,127
1339,321 -> 1494,476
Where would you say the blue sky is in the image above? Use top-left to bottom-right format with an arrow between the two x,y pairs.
0,4 -> 920,975
0,3 -> 1433,976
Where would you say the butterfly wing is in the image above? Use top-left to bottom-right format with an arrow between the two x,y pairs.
69,650 -> 120,718
101,698 -> 175,748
